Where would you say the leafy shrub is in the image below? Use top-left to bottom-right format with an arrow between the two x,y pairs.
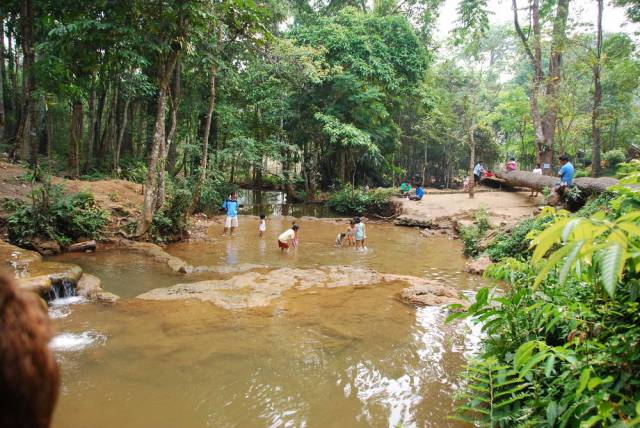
459,208 -> 491,257
574,168 -> 589,178
449,170 -> 640,426
485,215 -> 553,261
150,188 -> 192,241
5,179 -> 108,247
603,148 -> 626,171
119,160 -> 148,184
326,185 -> 395,216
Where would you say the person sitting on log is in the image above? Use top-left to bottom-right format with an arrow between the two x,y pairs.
556,154 -> 575,190
506,157 -> 518,171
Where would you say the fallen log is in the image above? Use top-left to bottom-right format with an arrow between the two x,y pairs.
493,171 -> 618,195
67,240 -> 97,253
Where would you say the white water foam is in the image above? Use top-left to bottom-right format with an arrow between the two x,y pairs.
49,331 -> 106,352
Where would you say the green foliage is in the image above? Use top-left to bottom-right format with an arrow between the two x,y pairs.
4,179 -> 108,247
451,168 -> 640,425
460,208 -> 491,257
450,357 -> 530,426
485,216 -> 553,262
326,185 -> 394,215
603,149 -> 626,171
119,160 -> 148,184
150,188 -> 192,242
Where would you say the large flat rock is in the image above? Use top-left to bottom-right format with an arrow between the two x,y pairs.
138,266 -> 466,310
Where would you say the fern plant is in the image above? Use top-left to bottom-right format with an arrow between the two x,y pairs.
451,357 -> 531,427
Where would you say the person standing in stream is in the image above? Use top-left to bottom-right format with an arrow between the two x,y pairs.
221,192 -> 239,237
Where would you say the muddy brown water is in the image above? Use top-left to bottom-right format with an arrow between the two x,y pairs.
49,217 -> 483,428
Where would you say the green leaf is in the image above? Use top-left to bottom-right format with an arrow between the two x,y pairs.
577,368 -> 591,398
598,243 -> 627,299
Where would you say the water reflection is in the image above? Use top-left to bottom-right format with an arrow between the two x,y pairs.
225,189 -> 339,218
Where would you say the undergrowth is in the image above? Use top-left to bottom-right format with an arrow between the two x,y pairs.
4,177 -> 108,247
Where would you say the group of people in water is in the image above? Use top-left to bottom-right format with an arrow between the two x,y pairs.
220,191 -> 368,253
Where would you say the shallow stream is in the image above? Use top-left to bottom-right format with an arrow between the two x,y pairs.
49,217 -> 483,427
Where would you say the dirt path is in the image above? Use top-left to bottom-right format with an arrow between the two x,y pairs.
397,188 -> 542,224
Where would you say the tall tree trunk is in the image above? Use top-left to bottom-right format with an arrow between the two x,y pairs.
512,0 -> 570,175
45,101 -> 53,161
98,84 -> 117,163
113,98 -> 130,173
190,63 -> 216,214
137,52 -> 179,236
15,0 -> 36,166
85,73 -> 97,171
540,0 -> 570,168
591,0 -> 603,177
158,60 -> 182,207
467,126 -> 476,199
7,19 -> 19,134
69,101 -> 83,177
0,15 -> 5,145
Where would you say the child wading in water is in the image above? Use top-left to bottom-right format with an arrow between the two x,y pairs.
278,224 -> 299,253
258,214 -> 266,237
335,232 -> 346,247
346,220 -> 356,247
354,217 -> 366,250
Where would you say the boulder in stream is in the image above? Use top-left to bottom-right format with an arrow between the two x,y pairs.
464,257 -> 493,275
398,283 -> 467,307
393,215 -> 433,228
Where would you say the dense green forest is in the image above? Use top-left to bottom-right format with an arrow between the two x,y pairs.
2,0 -> 640,234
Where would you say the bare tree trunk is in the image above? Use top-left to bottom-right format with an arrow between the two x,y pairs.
85,73 -> 97,171
98,84 -> 117,163
512,0 -> 570,175
137,51 -> 180,236
113,98 -> 130,173
69,101 -> 83,177
467,127 -> 476,199
190,63 -> 216,214
45,101 -> 53,161
591,0 -> 603,177
15,0 -> 36,166
540,0 -> 570,169
7,19 -> 19,135
0,15 -> 5,145
157,60 -> 182,207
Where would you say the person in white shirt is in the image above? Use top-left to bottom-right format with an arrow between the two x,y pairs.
531,163 -> 543,197
278,224 -> 299,253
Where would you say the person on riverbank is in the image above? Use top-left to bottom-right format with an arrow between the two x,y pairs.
557,155 -> 575,187
530,163 -> 542,197
346,219 -> 356,247
409,184 -> 424,201
354,217 -> 366,250
278,224 -> 299,253
221,192 -> 239,236
0,273 -> 60,428
473,161 -> 486,185
258,214 -> 266,237
399,181 -> 412,198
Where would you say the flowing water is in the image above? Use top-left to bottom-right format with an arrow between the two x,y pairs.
49,217 -> 484,428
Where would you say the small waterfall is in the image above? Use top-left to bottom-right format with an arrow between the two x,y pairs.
47,279 -> 77,302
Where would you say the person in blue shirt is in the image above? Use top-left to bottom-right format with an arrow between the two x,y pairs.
557,154 -> 575,186
409,184 -> 425,201
221,192 -> 239,236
